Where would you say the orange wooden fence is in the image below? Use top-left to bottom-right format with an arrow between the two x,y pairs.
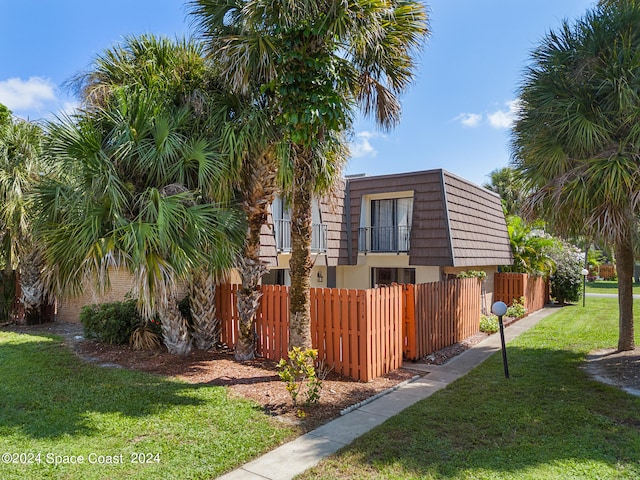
215,284 -> 404,382
403,278 -> 482,361
597,264 -> 616,280
494,273 -> 549,313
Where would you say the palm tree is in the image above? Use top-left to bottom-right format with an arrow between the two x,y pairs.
80,34 -> 241,352
189,0 -> 429,350
210,92 -> 282,360
38,37 -> 245,354
483,167 -> 526,217
0,111 -> 47,323
502,216 -> 557,276
511,0 -> 640,351
79,33 -> 285,358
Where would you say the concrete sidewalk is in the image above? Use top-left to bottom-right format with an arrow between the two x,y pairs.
218,307 -> 558,480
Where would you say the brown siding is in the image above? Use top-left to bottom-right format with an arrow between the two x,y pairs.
259,216 -> 278,266
340,170 -> 453,266
340,169 -> 513,268
442,171 -> 513,267
319,178 -> 346,266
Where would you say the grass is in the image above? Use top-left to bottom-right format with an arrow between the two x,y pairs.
0,331 -> 295,479
585,280 -> 640,294
300,298 -> 640,479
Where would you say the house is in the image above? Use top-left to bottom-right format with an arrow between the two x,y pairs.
260,169 -> 513,307
56,168 -> 513,321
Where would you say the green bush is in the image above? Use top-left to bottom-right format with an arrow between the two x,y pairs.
506,296 -> 527,318
480,314 -> 499,333
80,299 -> 143,345
457,270 -> 487,280
277,347 -> 323,408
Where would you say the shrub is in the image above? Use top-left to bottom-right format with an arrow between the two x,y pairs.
506,296 -> 527,318
549,241 -> 583,304
80,299 -> 142,345
480,314 -> 499,333
457,270 -> 487,280
277,347 -> 323,408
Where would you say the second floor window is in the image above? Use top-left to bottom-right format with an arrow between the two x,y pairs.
360,197 -> 412,253
272,196 -> 327,253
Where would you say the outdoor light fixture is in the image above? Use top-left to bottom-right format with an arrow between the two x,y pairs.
491,301 -> 509,379
581,268 -> 589,308
317,271 -> 323,283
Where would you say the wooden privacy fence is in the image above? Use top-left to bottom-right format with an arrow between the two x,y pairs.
216,279 -> 483,380
403,278 -> 481,361
215,284 -> 404,382
494,273 -> 549,313
597,264 -> 616,280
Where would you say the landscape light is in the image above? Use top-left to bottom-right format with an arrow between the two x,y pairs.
491,301 -> 509,379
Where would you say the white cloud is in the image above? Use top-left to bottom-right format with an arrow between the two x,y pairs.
59,101 -> 80,118
0,77 -> 57,112
455,112 -> 483,127
350,131 -> 386,158
487,100 -> 522,129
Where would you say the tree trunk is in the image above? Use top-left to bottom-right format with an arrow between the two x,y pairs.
234,151 -> 278,361
289,147 -> 313,349
235,256 -> 267,360
18,248 -> 45,325
615,236 -> 635,351
190,269 -> 219,350
159,293 -> 192,356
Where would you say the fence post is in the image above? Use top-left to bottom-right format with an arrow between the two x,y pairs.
403,284 -> 417,360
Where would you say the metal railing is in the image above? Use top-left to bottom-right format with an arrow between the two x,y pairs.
274,219 -> 328,253
358,225 -> 411,253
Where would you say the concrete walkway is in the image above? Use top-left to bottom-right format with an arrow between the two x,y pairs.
218,307 -> 558,480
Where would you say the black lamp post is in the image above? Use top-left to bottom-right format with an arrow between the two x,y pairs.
491,301 -> 509,379
581,268 -> 589,307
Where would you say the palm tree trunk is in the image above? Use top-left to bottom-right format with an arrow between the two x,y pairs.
615,235 -> 635,351
190,269 -> 219,350
235,152 -> 278,361
18,248 -> 44,324
235,256 -> 266,360
289,147 -> 313,349
159,293 -> 192,356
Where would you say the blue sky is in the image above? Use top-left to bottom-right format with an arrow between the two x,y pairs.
0,0 -> 596,186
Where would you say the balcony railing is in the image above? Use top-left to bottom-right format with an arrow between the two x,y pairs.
358,225 -> 411,253
274,219 -> 328,253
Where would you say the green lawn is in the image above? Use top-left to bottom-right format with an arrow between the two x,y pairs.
585,280 -> 640,295
0,331 -> 295,479
300,298 -> 640,479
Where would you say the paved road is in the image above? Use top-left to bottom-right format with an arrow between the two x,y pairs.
586,293 -> 640,298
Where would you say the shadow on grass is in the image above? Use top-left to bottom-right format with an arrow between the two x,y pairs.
310,345 -> 640,479
0,332 -> 213,439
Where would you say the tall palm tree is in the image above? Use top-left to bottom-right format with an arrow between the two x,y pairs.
511,0 -> 640,351
189,0 -> 429,350
38,37 -> 245,355
208,90 -> 282,360
77,34 -> 282,357
483,167 -> 527,217
0,112 -> 47,323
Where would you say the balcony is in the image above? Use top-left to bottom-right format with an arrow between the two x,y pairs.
358,225 -> 411,253
274,219 -> 328,253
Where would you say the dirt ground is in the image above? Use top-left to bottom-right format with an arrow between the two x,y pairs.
3,319 -> 638,432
